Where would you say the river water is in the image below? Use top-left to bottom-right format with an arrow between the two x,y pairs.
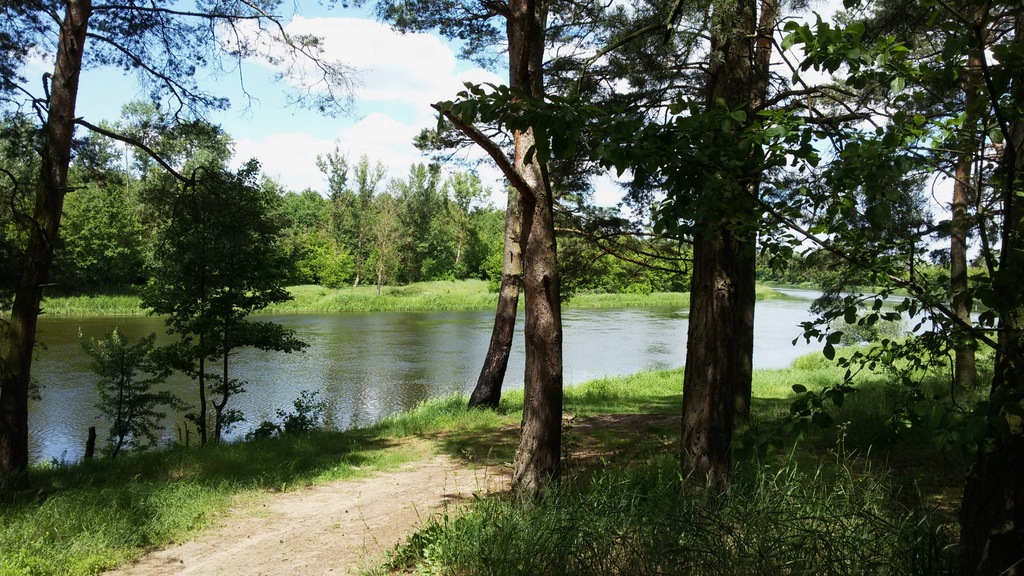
28,288 -> 822,462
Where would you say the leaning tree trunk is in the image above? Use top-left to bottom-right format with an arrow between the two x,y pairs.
0,0 -> 91,493
469,187 -> 523,409
679,0 -> 771,486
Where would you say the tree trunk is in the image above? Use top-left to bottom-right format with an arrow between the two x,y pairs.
679,0 -> 771,485
469,188 -> 523,409
950,50 -> 981,391
959,72 -> 1024,576
681,227 -> 754,487
505,0 -> 562,498
197,353 -> 208,445
0,0 -> 91,493
510,126 -> 562,497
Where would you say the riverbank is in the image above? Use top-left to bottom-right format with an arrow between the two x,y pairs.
36,281 -> 786,316
0,351 -> 965,575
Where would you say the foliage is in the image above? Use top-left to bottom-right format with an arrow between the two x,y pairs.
0,113 -> 39,312
248,390 -> 329,440
79,329 -> 176,457
142,159 -> 306,444
55,136 -> 148,292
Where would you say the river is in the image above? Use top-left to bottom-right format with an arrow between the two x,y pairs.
28,288 -> 822,462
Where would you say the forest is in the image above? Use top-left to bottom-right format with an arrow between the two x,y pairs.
1,0 -> 1023,574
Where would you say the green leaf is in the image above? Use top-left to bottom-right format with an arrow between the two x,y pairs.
812,411 -> 834,428
831,390 -> 845,408
823,342 -> 836,360
792,383 -> 808,394
890,76 -> 906,94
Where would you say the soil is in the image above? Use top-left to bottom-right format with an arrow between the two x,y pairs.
104,439 -> 511,576
102,414 -> 681,576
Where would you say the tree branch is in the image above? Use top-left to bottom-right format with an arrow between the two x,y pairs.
756,194 -> 1001,352
74,118 -> 194,185
432,104 -> 533,197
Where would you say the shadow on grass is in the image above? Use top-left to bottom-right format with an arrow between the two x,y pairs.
429,423 -> 520,467
17,427 -> 403,505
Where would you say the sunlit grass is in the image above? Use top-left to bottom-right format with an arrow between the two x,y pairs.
37,282 -> 794,316
39,293 -> 149,317
4,343 -> 956,576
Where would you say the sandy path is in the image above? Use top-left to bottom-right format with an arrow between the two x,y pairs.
106,450 -> 509,576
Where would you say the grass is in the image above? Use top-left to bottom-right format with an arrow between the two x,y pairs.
0,408 -> 501,576
38,294 -> 151,317
36,281 -> 790,316
392,453 -> 951,576
2,341 -> 964,576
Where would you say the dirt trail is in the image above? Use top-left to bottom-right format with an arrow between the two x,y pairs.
106,449 -> 509,576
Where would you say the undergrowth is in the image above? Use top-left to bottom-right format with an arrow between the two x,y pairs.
385,449 -> 954,575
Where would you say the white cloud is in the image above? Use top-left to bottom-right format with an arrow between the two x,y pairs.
233,114 -> 424,193
241,16 -> 502,125
233,132 -> 335,193
227,16 -> 511,194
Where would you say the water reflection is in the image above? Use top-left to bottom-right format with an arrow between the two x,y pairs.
28,289 -> 821,462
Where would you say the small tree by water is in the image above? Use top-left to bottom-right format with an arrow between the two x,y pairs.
143,159 -> 306,445
80,329 -> 175,457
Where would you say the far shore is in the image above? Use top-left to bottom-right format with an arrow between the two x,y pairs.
34,280 -> 790,317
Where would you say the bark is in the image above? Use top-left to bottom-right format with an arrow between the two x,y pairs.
0,0 -> 91,492
681,228 -> 755,487
197,352 -> 208,445
959,62 -> 1024,575
468,188 -> 523,409
951,50 -> 981,391
510,125 -> 562,497
679,0 -> 771,485
505,0 -> 562,498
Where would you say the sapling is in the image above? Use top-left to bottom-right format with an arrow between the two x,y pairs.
81,329 -> 177,457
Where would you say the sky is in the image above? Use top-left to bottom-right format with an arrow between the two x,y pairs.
52,5 -> 511,201
23,0 -> 870,212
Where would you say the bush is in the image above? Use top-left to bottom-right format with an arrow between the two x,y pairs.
247,390 -> 327,440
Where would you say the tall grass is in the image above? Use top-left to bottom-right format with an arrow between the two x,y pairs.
39,294 -> 149,317
389,451 -> 952,575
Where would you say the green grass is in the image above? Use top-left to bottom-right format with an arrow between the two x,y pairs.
391,452 -> 951,576
0,408 -> 495,576
2,344 -> 966,575
36,281 -> 790,316
39,293 -> 151,317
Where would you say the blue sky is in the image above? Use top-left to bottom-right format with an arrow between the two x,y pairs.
38,4 -> 508,196
26,0 -> 886,213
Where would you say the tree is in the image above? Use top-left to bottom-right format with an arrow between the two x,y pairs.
371,190 -> 403,294
350,156 -> 388,286
776,2 -> 1022,571
0,0 -> 351,491
377,0 -> 565,495
143,160 -> 306,444
394,163 -> 447,281
469,186 -> 523,409
80,329 -> 174,457
54,132 -> 147,292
